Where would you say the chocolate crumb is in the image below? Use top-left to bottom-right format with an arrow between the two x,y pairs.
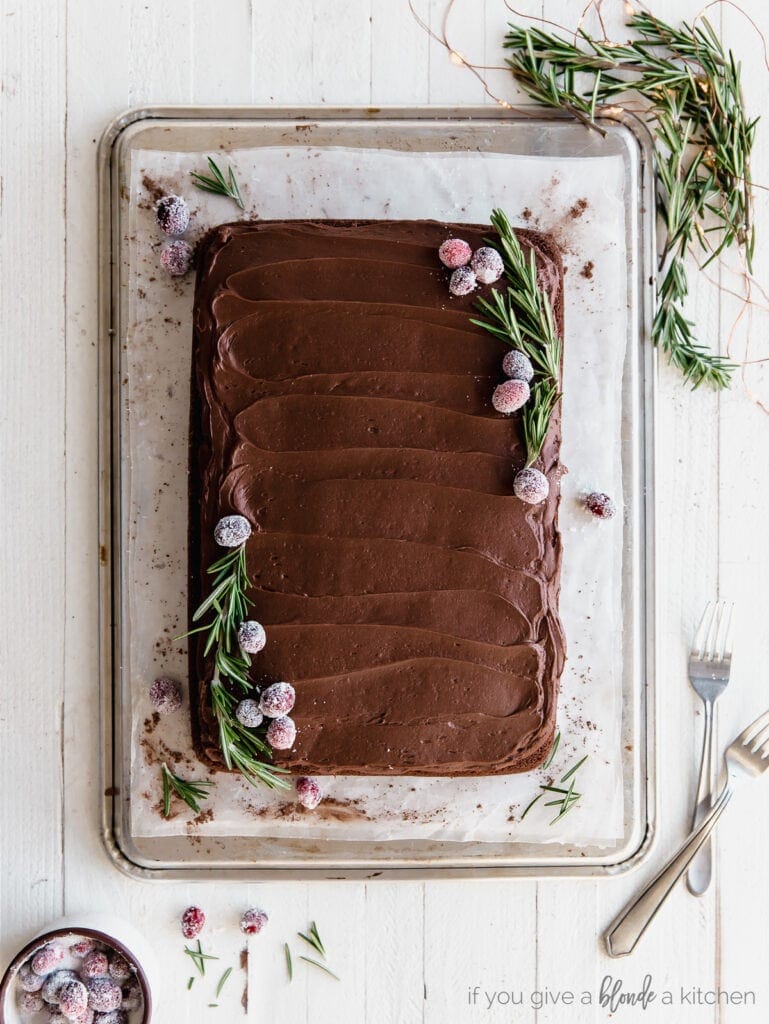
569,197 -> 589,219
580,260 -> 594,279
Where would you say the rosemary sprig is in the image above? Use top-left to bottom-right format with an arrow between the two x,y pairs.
215,967 -> 233,998
185,540 -> 291,792
191,156 -> 245,209
297,921 -> 326,958
298,956 -> 340,982
161,762 -> 214,818
184,940 -> 218,977
284,943 -> 293,982
471,207 -> 562,467
519,745 -> 588,825
503,12 -> 755,388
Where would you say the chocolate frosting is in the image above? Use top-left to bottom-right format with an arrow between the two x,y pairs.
190,220 -> 565,776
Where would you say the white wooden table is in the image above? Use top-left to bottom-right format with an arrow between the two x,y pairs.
2,1 -> 769,1021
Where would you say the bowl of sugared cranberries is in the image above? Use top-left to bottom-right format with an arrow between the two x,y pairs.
0,915 -> 156,1024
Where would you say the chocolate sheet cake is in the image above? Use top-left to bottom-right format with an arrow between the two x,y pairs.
190,219 -> 565,776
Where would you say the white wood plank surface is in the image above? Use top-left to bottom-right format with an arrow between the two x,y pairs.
2,1 -> 769,1022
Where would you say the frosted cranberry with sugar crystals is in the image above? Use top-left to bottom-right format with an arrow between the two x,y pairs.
58,979 -> 88,1019
70,938 -> 96,959
295,776 -> 322,810
18,963 -> 45,992
17,990 -> 44,1014
240,908 -> 268,935
513,467 -> 550,505
438,238 -> 472,269
107,956 -> 131,984
235,698 -> 263,729
470,246 -> 504,284
93,1011 -> 127,1024
448,266 -> 476,297
491,379 -> 530,414
155,195 -> 190,236
266,716 -> 296,750
148,676 -> 182,715
584,491 -> 617,520
81,952 -> 109,979
160,239 -> 193,277
259,681 -> 295,719
502,349 -> 534,383
32,944 -> 64,976
86,978 -> 122,1013
237,619 -> 266,654
181,905 -> 206,940
214,514 -> 252,547
42,970 -> 79,1005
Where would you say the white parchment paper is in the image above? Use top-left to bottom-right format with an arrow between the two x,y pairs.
124,144 -> 626,845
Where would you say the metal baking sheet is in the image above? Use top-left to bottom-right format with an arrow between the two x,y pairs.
97,106 -> 657,879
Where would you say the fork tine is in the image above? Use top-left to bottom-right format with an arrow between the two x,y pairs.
718,602 -> 735,662
692,602 -> 715,659
737,708 -> 769,747
703,600 -> 725,660
749,723 -> 769,753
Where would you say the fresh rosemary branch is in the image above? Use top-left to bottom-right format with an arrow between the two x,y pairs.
520,747 -> 589,825
191,156 -> 245,209
503,12 -> 756,388
471,207 -> 562,467
161,762 -> 214,818
186,541 -> 291,791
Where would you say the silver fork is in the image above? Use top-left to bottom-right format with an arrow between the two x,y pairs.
686,600 -> 734,896
606,707 -> 769,957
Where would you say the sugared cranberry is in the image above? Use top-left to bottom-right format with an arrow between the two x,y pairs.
42,970 -> 79,1004
492,379 -> 530,414
47,1012 -> 69,1024
58,979 -> 88,1018
584,491 -> 617,520
18,963 -> 45,992
502,349 -> 534,383
471,246 -> 504,284
32,944 -> 65,976
70,939 -> 96,959
148,676 -> 182,715
71,1007 -> 95,1024
240,908 -> 268,936
107,956 -> 131,984
235,699 -> 263,729
513,467 -> 550,505
81,952 -> 109,979
266,715 -> 296,750
259,681 -> 295,719
295,776 -> 322,810
181,905 -> 205,940
438,238 -> 472,269
237,620 -> 266,654
17,990 -> 44,1014
155,195 -> 190,236
448,266 -> 476,297
160,239 -> 193,277
214,514 -> 251,547
86,978 -> 122,1013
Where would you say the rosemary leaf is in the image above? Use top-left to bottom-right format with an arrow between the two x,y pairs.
215,967 -> 233,998
285,943 -> 293,982
298,956 -> 340,981
161,763 -> 213,817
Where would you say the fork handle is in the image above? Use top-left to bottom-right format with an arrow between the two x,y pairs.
605,786 -> 732,958
687,698 -> 716,896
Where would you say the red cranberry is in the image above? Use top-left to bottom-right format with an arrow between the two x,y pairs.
86,978 -> 122,1013
266,716 -> 296,750
470,246 -> 504,284
295,776 -> 322,810
32,944 -> 65,976
58,979 -> 88,1018
181,905 -> 205,940
501,349 -> 534,383
81,952 -> 109,979
107,956 -> 131,984
148,676 -> 182,715
438,238 -> 472,269
18,963 -> 45,992
42,970 -> 79,1004
448,266 -> 476,296
70,939 -> 96,959
155,195 -> 190,236
160,239 -> 193,277
513,467 -> 549,505
584,491 -> 617,520
259,682 -> 295,719
17,990 -> 44,1014
240,908 -> 268,936
491,379 -> 530,414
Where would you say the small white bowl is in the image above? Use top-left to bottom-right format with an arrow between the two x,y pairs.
0,914 -> 156,1024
